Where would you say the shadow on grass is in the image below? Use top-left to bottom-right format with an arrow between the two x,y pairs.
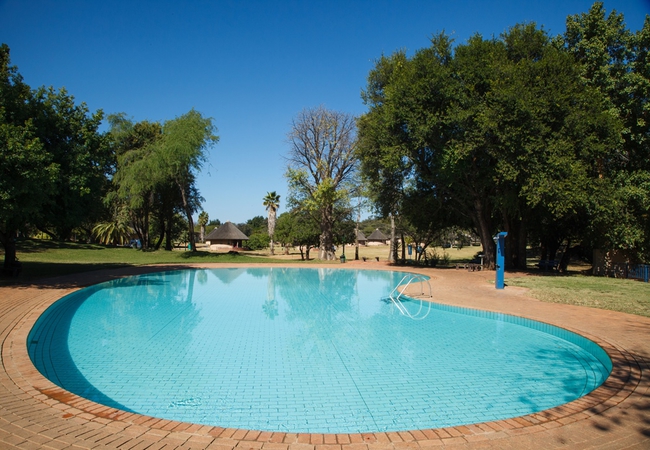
0,262 -> 133,288
0,253 -> 295,288
178,250 -> 309,264
0,263 -> 222,289
16,239 -> 108,253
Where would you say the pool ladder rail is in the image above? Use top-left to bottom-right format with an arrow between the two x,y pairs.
386,274 -> 433,320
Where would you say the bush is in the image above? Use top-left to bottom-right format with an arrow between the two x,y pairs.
247,233 -> 270,251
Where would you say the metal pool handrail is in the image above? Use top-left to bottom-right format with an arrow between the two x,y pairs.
388,274 -> 432,320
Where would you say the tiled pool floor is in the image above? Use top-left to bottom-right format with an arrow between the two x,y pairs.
1,263 -> 649,449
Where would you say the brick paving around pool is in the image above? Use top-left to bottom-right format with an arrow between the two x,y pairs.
0,262 -> 648,449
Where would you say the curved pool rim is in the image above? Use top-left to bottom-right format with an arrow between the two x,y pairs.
24,265 -> 614,435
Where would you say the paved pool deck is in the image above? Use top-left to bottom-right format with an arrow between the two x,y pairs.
0,262 -> 648,449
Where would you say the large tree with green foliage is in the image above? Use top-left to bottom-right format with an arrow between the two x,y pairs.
358,21 -> 622,269
156,109 -> 218,252
109,110 -> 218,252
563,2 -> 650,261
285,106 -> 358,260
29,86 -> 111,241
108,115 -> 164,250
1,44 -> 109,272
0,45 -> 56,272
274,210 -> 321,260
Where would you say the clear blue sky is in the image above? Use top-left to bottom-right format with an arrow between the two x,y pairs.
1,0 -> 648,224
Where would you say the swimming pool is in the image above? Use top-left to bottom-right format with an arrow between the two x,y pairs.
28,268 -> 611,433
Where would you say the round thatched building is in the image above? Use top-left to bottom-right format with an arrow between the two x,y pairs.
205,222 -> 249,250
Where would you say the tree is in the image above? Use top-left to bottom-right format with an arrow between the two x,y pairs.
247,232 -> 271,251
198,211 -> 209,243
29,86 -> 111,241
357,34 -> 503,266
482,23 -> 620,268
358,23 -> 621,269
263,191 -> 280,254
1,44 -> 107,272
155,109 -> 218,252
564,2 -> 650,261
285,106 -> 358,260
238,216 -> 266,237
110,110 -> 218,252
108,116 -> 164,250
274,210 -> 321,260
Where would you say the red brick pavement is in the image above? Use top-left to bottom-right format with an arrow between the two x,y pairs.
0,263 -> 648,449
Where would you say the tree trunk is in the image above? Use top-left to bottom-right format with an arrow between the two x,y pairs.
186,210 -> 196,251
153,216 -> 165,250
558,239 -> 571,273
473,198 -> 495,269
177,181 -> 197,252
318,206 -> 335,260
388,214 -> 397,263
354,209 -> 360,261
517,218 -> 528,270
0,228 -> 18,275
354,225 -> 359,260
131,207 -> 150,251
502,212 -> 528,271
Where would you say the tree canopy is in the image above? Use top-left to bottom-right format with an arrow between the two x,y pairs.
108,110 -> 218,251
357,4 -> 647,268
285,106 -> 359,260
1,44 -> 110,272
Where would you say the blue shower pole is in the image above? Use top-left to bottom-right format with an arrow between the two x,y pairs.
494,232 -> 508,289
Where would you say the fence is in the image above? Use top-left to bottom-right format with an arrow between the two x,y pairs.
627,264 -> 650,283
605,263 -> 650,282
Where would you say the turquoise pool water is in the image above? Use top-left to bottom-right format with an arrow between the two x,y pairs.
28,268 -> 611,433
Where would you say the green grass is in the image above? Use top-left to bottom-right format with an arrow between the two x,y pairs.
507,274 -> 650,318
1,239 -> 304,284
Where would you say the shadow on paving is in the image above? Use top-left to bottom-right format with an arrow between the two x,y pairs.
587,343 -> 650,439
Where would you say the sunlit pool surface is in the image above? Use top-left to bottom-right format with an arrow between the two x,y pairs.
28,268 -> 611,433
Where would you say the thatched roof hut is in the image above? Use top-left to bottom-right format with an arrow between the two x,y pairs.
356,231 -> 367,245
206,222 -> 249,249
367,228 -> 388,245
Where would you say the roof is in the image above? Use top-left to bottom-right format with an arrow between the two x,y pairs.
367,228 -> 388,240
356,231 -> 367,241
205,222 -> 249,240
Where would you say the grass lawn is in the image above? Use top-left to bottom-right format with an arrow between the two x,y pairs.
2,239 -> 648,318
506,274 -> 650,318
0,239 -> 293,283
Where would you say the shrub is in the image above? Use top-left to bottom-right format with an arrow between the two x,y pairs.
247,233 -> 270,250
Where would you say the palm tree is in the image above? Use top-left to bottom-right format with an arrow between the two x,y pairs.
198,211 -> 209,243
92,221 -> 133,246
263,191 -> 281,255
